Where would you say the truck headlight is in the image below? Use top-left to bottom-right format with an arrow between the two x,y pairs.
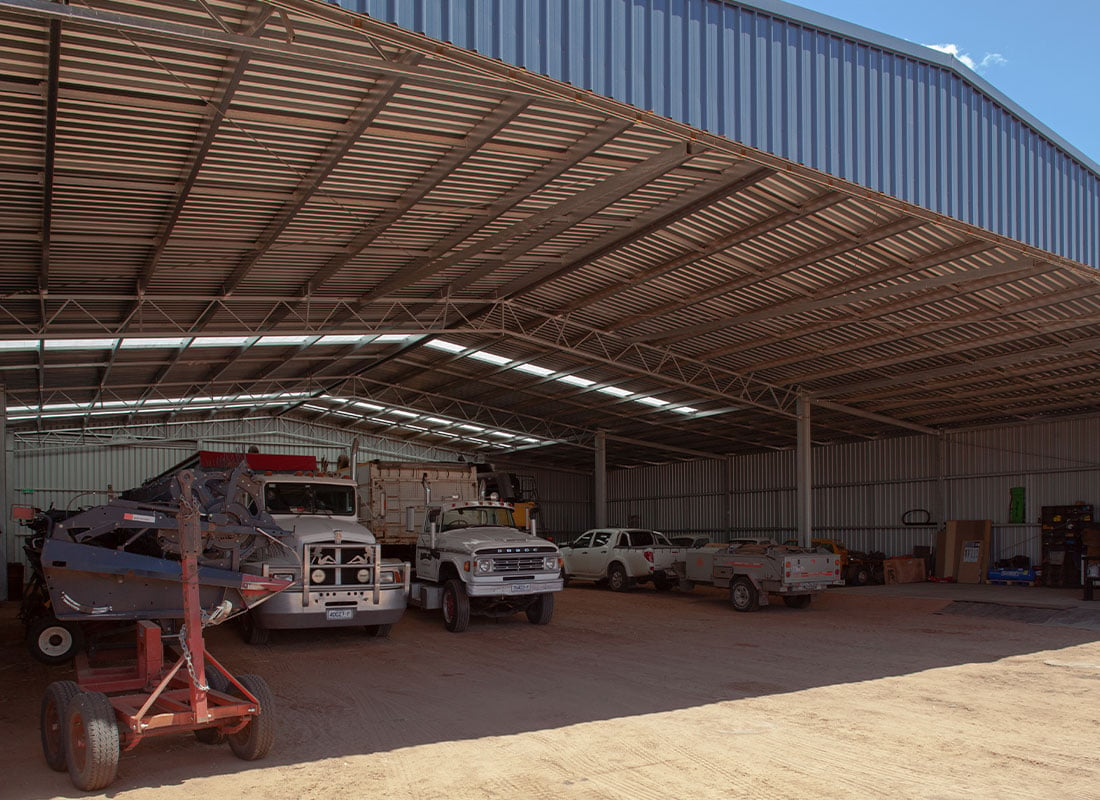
475,559 -> 493,574
356,568 -> 372,583
310,568 -> 326,584
543,556 -> 558,571
380,569 -> 402,584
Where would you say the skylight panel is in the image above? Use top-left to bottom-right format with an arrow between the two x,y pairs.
0,340 -> 41,351
256,335 -> 309,346
424,339 -> 466,353
468,350 -> 511,365
513,363 -> 554,377
120,337 -> 187,349
190,336 -> 251,347
597,385 -> 633,398
557,375 -> 595,387
44,338 -> 117,350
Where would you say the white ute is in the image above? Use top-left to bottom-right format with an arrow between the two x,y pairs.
559,528 -> 680,591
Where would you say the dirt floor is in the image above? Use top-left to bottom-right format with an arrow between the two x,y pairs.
2,582 -> 1099,800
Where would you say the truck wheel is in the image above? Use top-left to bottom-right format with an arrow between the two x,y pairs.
783,594 -> 812,609
525,592 -> 554,625
442,579 -> 470,633
560,567 -> 570,588
65,691 -> 120,792
228,674 -> 276,761
240,611 -> 270,645
729,577 -> 760,612
27,615 -> 84,665
607,563 -> 630,592
364,624 -> 392,638
41,681 -> 81,771
849,565 -> 870,586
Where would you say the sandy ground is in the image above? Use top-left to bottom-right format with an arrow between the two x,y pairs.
2,582 -> 1099,800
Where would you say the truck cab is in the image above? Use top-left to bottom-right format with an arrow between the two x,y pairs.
239,468 -> 410,643
410,499 -> 563,632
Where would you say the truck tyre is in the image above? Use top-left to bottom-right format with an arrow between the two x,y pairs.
65,691 -> 120,792
783,594 -> 812,609
607,563 -> 630,592
364,624 -> 392,638
525,592 -> 554,625
848,565 -> 870,586
228,674 -> 276,761
442,579 -> 471,633
560,567 -> 570,588
41,680 -> 81,771
27,615 -> 84,665
729,577 -> 760,612
240,611 -> 270,645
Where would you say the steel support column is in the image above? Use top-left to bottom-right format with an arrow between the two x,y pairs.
796,393 -> 812,546
0,386 -> 8,601
594,431 -> 607,528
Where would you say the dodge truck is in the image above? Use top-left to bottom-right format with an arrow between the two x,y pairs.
674,542 -> 843,611
410,498 -> 563,632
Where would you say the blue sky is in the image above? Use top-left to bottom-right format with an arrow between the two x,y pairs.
788,0 -> 1100,167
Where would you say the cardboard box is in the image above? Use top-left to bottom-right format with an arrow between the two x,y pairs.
954,521 -> 992,584
884,556 -> 927,584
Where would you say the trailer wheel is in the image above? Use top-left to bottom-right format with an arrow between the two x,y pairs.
652,574 -> 673,592
40,680 -> 81,771
442,579 -> 470,632
240,611 -> 270,645
65,691 -> 119,792
607,563 -> 630,592
729,577 -> 760,612
228,674 -> 276,761
364,624 -> 392,638
783,594 -> 812,609
525,592 -> 554,625
27,615 -> 84,665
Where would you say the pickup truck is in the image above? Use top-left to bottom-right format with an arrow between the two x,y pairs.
674,542 -> 842,611
559,528 -> 679,592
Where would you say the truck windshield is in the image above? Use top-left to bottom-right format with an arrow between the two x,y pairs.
264,482 -> 355,515
440,506 -> 516,530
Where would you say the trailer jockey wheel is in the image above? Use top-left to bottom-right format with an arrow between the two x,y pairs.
65,691 -> 120,792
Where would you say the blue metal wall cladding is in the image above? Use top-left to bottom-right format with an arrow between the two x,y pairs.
339,0 -> 1099,268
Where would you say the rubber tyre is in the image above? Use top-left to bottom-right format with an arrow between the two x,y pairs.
228,674 -> 276,761
194,669 -> 231,744
364,624 -> 392,638
653,574 -> 673,592
27,616 -> 84,666
783,594 -> 812,609
560,567 -> 570,588
729,577 -> 760,612
240,612 -> 270,645
851,566 -> 870,586
65,691 -> 119,792
441,579 -> 471,633
40,681 -> 81,771
525,592 -> 554,625
607,563 -> 630,592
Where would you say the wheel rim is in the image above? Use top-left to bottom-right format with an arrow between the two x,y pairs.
70,714 -> 87,772
610,570 -> 622,589
443,589 -> 454,622
733,584 -> 749,607
38,627 -> 72,658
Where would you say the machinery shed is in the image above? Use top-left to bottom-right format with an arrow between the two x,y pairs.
0,0 -> 1099,587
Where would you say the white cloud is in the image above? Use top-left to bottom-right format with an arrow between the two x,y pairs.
926,42 -> 1007,74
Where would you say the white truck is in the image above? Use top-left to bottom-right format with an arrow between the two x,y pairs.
180,452 -> 410,643
409,498 -> 563,632
559,528 -> 681,591
674,542 -> 843,611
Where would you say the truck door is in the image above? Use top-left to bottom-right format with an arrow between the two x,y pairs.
416,507 -> 442,581
574,530 -> 611,577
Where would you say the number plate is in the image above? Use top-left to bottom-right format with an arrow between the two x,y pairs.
509,583 -> 532,593
325,608 -> 355,621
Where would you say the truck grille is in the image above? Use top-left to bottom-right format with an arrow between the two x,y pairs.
491,555 -> 546,572
307,543 -> 375,587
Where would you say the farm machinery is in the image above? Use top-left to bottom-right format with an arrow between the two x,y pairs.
35,466 -> 294,791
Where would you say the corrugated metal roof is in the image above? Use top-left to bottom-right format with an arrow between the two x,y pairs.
1,0 -> 1099,470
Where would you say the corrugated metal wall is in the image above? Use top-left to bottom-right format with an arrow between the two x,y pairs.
606,413 -> 1100,565
341,0 -> 1099,268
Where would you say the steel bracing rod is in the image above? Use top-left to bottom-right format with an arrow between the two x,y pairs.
697,240 -> 1001,360
0,0 -> 542,100
628,216 -> 927,342
706,258 -> 1050,371
490,163 -> 774,303
784,282 -> 1095,389
548,180 -> 839,316
352,141 -> 701,306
